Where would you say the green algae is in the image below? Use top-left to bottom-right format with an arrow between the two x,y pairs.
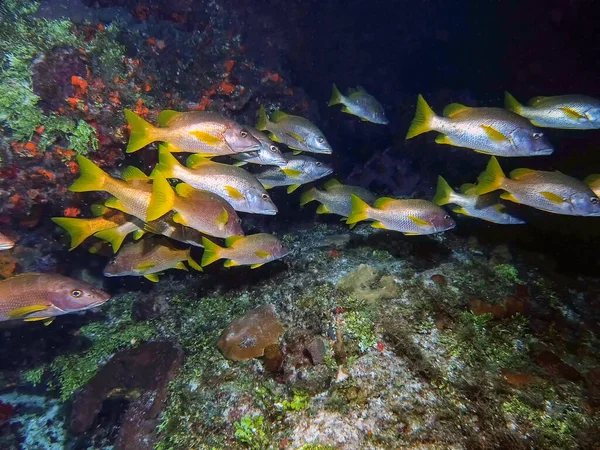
233,415 -> 270,450
22,366 -> 45,386
494,263 -> 524,285
68,120 -> 99,154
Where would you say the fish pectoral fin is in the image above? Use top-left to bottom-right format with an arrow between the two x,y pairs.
540,191 -> 566,204
216,208 -> 229,229
172,212 -> 188,226
287,184 -> 301,194
250,263 -> 265,269
559,107 -> 586,120
255,250 -> 271,259
189,130 -> 223,147
281,168 -> 302,178
286,131 -> 306,143
136,262 -> 156,271
435,134 -> 453,145
8,305 -> 50,319
500,192 -> 518,202
481,125 -> 509,142
407,215 -> 429,226
225,186 -> 245,200
371,221 -> 387,229
174,261 -> 188,271
316,204 -> 331,214
223,259 -> 239,267
144,273 -> 160,282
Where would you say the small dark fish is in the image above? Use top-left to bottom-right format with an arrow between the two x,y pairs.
329,84 -> 388,124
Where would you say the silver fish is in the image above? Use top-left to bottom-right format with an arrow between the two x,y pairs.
328,84 -> 388,124
256,153 -> 333,193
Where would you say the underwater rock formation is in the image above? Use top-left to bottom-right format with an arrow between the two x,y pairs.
336,264 -> 399,302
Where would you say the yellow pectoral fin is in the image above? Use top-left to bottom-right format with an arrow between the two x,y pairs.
407,215 -> 429,226
281,168 -> 302,178
190,130 -> 223,147
371,221 -> 387,229
255,250 -> 271,259
225,186 -> 245,200
250,263 -> 265,269
8,305 -> 50,319
144,273 -> 160,282
481,125 -> 509,142
287,184 -> 301,194
136,262 -> 156,271
559,107 -> 585,120
540,191 -> 566,204
216,208 -> 229,228
286,131 -> 306,143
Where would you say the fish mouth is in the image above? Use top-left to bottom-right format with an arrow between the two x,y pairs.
536,147 -> 554,155
0,243 -> 14,250
260,209 -> 278,215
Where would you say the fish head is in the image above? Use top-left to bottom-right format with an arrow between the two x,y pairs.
224,125 -> 262,153
225,213 -> 245,236
306,159 -> 334,179
430,210 -> 456,232
263,235 -> 289,260
257,142 -> 287,166
306,133 -> 333,154
246,188 -> 278,215
510,128 -> 553,155
368,104 -> 389,125
586,107 -> 600,126
46,276 -> 110,312
103,255 -> 131,277
568,191 -> 600,216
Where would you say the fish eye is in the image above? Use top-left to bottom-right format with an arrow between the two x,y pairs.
262,193 -> 269,200
269,145 -> 278,153
71,289 -> 83,298
316,162 -> 322,166
533,132 -> 543,140
240,130 -> 248,138
444,215 -> 451,220
317,137 -> 325,143
591,197 -> 599,204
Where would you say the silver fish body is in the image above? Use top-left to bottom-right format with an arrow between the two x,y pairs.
329,84 -> 388,124
256,153 -> 333,191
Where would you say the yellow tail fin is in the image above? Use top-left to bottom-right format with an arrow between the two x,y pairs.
476,157 -> 506,195
406,94 -> 436,139
201,237 -> 224,266
151,144 -> 182,179
504,92 -> 522,114
124,109 -> 157,153
51,217 -> 96,250
433,176 -> 456,206
328,83 -> 344,106
255,106 -> 269,131
346,194 -> 370,225
147,171 -> 175,222
299,188 -> 317,207
69,155 -> 109,192
94,227 -> 129,252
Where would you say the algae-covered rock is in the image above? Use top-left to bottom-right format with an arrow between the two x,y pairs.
337,264 -> 399,302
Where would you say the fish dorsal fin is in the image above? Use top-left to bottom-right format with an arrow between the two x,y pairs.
323,178 -> 341,190
443,103 -> 469,117
216,208 -> 228,228
225,236 -> 243,247
286,131 -> 306,143
584,174 -> 600,186
91,203 -> 109,216
373,197 -> 396,209
255,250 -> 271,259
560,107 -> 586,120
356,85 -> 367,93
270,110 -> 288,123
509,168 -> 535,180
157,110 -> 182,126
190,130 -> 223,147
540,191 -> 566,204
282,168 -> 302,178
459,183 -> 477,194
225,186 -> 245,200
528,96 -> 550,106
175,183 -> 195,197
186,154 -> 211,169
8,304 -> 50,319
408,215 -> 429,226
121,166 -> 149,182
481,125 -> 509,142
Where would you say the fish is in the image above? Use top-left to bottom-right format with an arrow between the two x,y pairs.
103,238 -> 202,282
124,109 -> 261,155
0,232 -> 15,250
230,128 -> 287,167
152,145 -> 278,215
147,172 -> 244,238
476,157 -> 600,216
406,95 -> 553,157
255,153 -> 333,194
584,174 -> 600,197
505,92 -> 600,129
143,211 -> 208,248
201,233 -> 289,269
256,106 -> 332,154
346,195 -> 456,235
300,179 -> 377,219
433,176 -> 525,225
328,84 -> 388,124
0,273 -> 110,324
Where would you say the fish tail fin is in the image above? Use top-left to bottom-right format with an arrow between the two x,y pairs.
504,91 -> 522,114
406,94 -> 436,139
328,83 -> 344,106
476,157 -> 506,195
51,217 -> 94,250
124,109 -> 157,153
433,176 -> 456,206
346,194 -> 370,225
147,171 -> 175,222
256,106 -> 269,131
201,237 -> 224,267
151,144 -> 181,179
299,188 -> 317,207
69,155 -> 109,192
93,227 -> 129,253
186,251 -> 203,272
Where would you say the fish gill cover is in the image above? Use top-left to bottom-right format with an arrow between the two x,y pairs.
0,0 -> 600,449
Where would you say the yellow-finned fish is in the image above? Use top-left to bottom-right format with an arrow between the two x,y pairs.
505,92 -> 600,129
124,109 -> 261,155
103,238 -> 202,282
476,157 -> 600,216
152,145 -> 277,215
256,106 -> 332,154
231,127 -> 287,167
0,232 -> 15,250
346,195 -> 456,235
201,234 -> 289,269
328,84 -> 388,124
255,153 -> 333,194
406,95 -> 553,157
0,273 -> 110,324
433,176 -> 525,225
584,174 -> 600,197
300,179 -> 376,218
